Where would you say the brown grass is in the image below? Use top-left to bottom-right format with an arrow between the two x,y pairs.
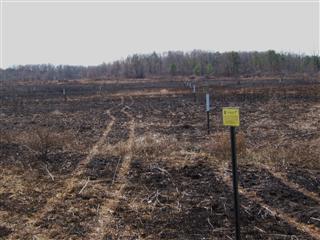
100,140 -> 129,158
247,142 -> 320,170
14,128 -> 81,161
24,128 -> 64,160
0,130 -> 14,144
132,133 -> 179,158
204,131 -> 247,162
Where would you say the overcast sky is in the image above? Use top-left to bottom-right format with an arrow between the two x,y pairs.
1,1 -> 319,68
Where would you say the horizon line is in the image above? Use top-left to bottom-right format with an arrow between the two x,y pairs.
1,49 -> 319,70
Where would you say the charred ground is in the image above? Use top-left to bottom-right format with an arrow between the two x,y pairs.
0,76 -> 319,239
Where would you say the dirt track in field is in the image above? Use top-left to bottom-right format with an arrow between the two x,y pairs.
7,98 -> 121,239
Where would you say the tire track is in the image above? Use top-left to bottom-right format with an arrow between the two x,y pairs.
9,98 -> 123,239
219,167 -> 320,240
86,98 -> 135,239
259,164 -> 320,204
237,188 -> 320,240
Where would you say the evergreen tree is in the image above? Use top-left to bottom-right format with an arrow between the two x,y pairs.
206,63 -> 213,75
193,63 -> 201,76
170,63 -> 177,76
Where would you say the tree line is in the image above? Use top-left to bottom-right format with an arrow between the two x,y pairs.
1,50 -> 319,81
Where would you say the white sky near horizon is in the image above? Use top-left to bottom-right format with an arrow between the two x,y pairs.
0,1 -> 319,68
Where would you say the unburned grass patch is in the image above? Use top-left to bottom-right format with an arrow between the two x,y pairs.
202,131 -> 247,163
132,133 -> 180,159
245,142 -> 320,170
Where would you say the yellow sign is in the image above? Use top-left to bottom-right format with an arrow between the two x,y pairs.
222,107 -> 240,126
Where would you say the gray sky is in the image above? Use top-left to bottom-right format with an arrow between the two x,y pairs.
1,1 -> 319,68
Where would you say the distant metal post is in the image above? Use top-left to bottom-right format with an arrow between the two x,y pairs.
206,93 -> 210,134
63,88 -> 67,102
192,84 -> 196,102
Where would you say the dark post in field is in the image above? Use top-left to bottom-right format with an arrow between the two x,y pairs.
222,107 -> 241,240
207,111 -> 210,134
230,126 -> 240,240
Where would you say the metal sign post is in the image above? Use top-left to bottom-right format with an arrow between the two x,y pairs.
206,93 -> 210,134
192,84 -> 196,102
230,125 -> 240,240
63,88 -> 67,102
222,107 -> 241,240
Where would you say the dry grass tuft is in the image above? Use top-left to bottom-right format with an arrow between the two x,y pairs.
205,131 -> 247,161
133,133 -> 179,158
247,142 -> 320,170
0,130 -> 15,144
22,128 -> 64,161
100,140 -> 129,158
16,128 -> 80,161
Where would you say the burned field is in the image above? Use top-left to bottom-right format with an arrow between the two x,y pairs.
0,77 -> 319,239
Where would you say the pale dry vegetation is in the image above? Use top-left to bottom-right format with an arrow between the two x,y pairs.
246,142 -> 320,170
132,133 -> 179,157
1,127 -> 82,162
203,131 -> 247,162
